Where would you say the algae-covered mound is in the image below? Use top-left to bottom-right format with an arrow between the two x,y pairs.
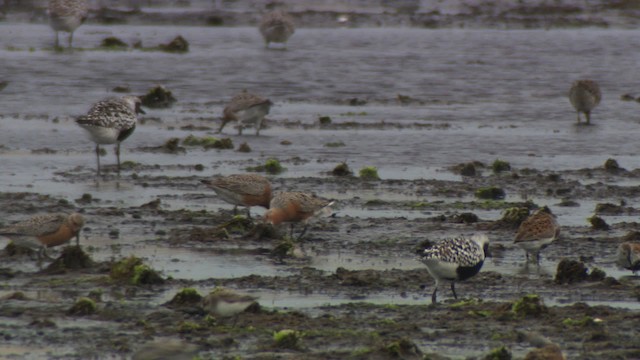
110,256 -> 164,285
45,245 -> 94,273
159,35 -> 189,53
165,288 -> 203,308
67,297 -> 97,316
511,294 -> 547,318
140,85 -> 177,108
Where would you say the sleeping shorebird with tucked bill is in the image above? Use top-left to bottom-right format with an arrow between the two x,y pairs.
616,242 -> 640,275
218,90 -> 273,136
48,0 -> 89,48
0,213 -> 85,261
259,10 -> 295,49
201,173 -> 272,218
514,206 -> 560,266
76,95 -> 145,176
201,287 -> 259,318
569,80 -> 601,124
418,235 -> 490,303
264,191 -> 334,240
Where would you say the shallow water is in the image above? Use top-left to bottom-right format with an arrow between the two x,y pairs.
3,23 -> 640,319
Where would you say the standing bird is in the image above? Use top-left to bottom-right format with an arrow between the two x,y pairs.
259,10 -> 295,49
616,242 -> 640,275
514,206 -> 560,266
201,173 -> 272,218
48,0 -> 89,48
218,90 -> 273,136
76,95 -> 145,176
201,287 -> 259,319
0,213 -> 85,261
264,191 -> 334,240
418,235 -> 490,303
568,80 -> 601,124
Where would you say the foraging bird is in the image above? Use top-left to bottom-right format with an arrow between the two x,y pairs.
201,173 -> 272,218
616,242 -> 640,274
76,95 -> 145,176
418,235 -> 490,303
264,191 -> 334,240
514,206 -> 560,265
568,80 -> 601,124
219,90 -> 272,136
201,287 -> 259,318
0,213 -> 85,261
48,0 -> 89,48
259,10 -> 295,49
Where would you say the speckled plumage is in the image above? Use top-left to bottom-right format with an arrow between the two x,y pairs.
0,213 -> 85,260
201,287 -> 259,318
48,0 -> 89,48
219,90 -> 272,136
201,174 -> 271,217
418,235 -> 490,303
265,191 -> 334,240
76,95 -> 144,175
616,242 -> 640,274
514,206 -> 560,265
259,10 -> 295,48
569,80 -> 601,124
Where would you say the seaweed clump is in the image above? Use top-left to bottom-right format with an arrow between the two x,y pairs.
140,85 -> 177,108
359,166 -> 380,180
475,186 -> 506,200
511,294 -> 547,318
110,256 -> 164,285
67,297 -> 97,316
159,35 -> 189,53
100,36 -> 128,49
332,162 -> 353,176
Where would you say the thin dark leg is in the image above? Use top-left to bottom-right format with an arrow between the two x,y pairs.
95,144 -> 101,176
296,224 -> 309,241
115,142 -> 121,176
431,287 -> 438,304
585,111 -> 591,124
232,205 -> 238,215
289,223 -> 295,238
450,282 -> 458,299
76,232 -> 80,247
55,31 -> 60,48
245,207 -> 251,219
68,31 -> 73,48
535,252 -> 541,266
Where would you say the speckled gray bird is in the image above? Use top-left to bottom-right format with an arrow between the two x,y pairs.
259,10 -> 295,49
569,80 -> 601,124
616,242 -> 640,275
76,95 -> 145,176
418,235 -> 490,303
219,90 -> 272,136
48,0 -> 89,48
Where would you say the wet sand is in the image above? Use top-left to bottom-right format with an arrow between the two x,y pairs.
1,7 -> 640,360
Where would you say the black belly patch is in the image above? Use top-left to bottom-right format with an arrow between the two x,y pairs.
456,260 -> 484,281
118,125 -> 136,142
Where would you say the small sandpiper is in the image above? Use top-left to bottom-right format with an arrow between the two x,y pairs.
218,90 -> 273,136
514,206 -> 560,266
201,287 -> 259,318
201,173 -> 272,218
417,235 -> 490,303
259,10 -> 295,49
48,0 -> 89,48
76,95 -> 145,176
569,80 -> 601,124
616,242 -> 640,275
264,191 -> 334,240
0,213 -> 85,261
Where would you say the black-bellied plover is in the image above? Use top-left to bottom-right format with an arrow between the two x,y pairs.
48,0 -> 89,48
201,173 -> 272,218
218,90 -> 272,136
76,95 -> 145,176
616,242 -> 640,275
0,213 -> 85,261
418,235 -> 490,303
264,191 -> 334,240
514,206 -> 560,265
569,80 -> 601,124
259,10 -> 295,49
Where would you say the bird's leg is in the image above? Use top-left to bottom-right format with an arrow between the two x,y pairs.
576,112 -> 581,124
585,111 -> 591,124
289,223 -> 295,238
245,207 -> 252,219
450,282 -> 458,299
431,282 -> 438,304
68,31 -> 73,48
232,205 -> 238,215
95,144 -> 102,176
115,142 -> 121,176
295,223 -> 309,241
54,31 -> 60,49
535,252 -> 541,266
76,232 -> 81,247
238,124 -> 243,136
